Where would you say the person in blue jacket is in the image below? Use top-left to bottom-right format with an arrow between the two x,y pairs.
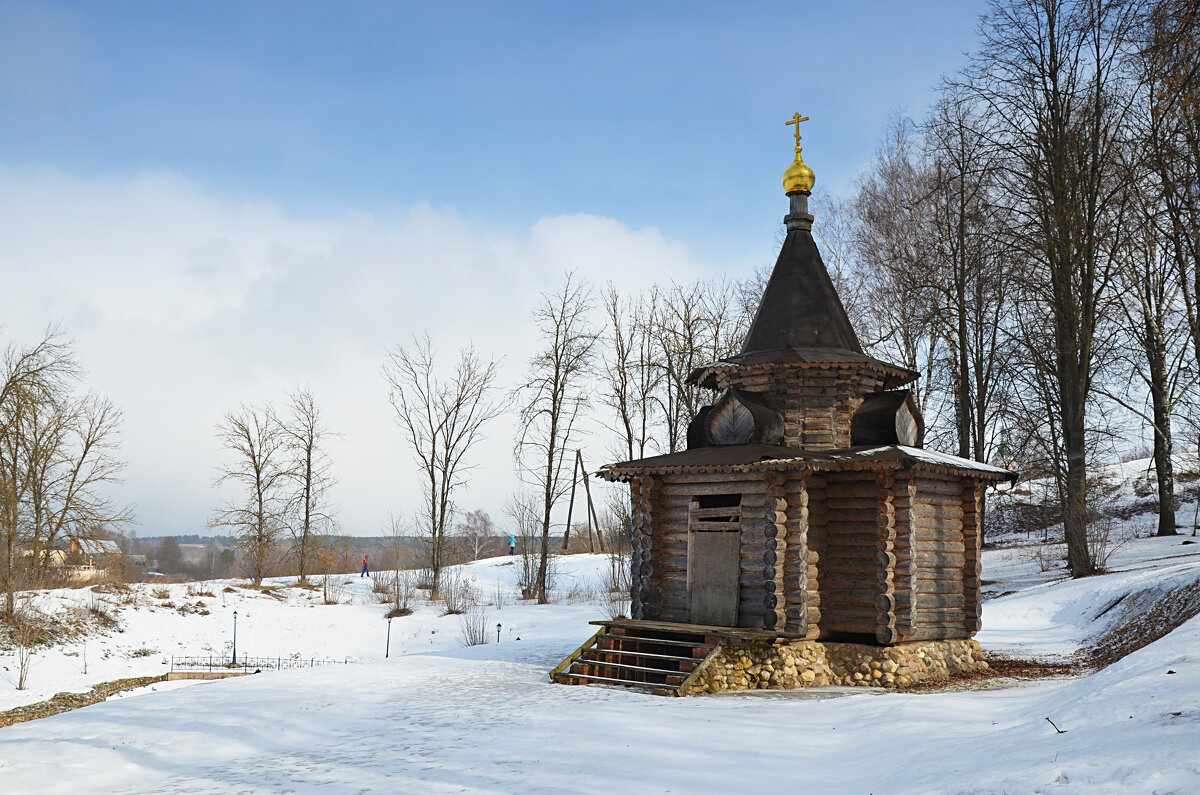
509,536 -> 516,556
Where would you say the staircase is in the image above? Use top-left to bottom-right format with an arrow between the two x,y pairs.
551,622 -> 721,696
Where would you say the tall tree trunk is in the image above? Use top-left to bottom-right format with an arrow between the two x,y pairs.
1148,357 -> 1176,536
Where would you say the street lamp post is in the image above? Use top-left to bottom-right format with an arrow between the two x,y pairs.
232,610 -> 238,666
496,622 -> 502,644
386,616 -> 393,659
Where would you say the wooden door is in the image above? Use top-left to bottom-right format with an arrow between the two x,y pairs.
688,496 -> 742,627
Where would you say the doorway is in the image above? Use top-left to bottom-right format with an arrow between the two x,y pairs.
687,494 -> 741,626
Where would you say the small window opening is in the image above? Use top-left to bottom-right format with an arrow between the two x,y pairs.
695,493 -> 741,524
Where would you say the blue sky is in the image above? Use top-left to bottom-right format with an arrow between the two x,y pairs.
0,1 -> 989,537
2,1 -> 984,257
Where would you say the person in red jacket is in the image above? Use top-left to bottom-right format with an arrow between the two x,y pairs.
361,554 -> 370,578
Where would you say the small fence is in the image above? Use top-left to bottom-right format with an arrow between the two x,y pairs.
169,655 -> 351,673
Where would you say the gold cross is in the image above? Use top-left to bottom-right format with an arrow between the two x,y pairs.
786,112 -> 809,146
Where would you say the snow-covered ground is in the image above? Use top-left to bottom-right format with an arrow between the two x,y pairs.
1,535 -> 1198,793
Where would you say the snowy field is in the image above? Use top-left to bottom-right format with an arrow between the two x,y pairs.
1,536 -> 1198,793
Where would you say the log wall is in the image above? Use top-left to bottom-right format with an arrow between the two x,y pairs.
782,473 -> 810,636
762,471 -> 789,630
811,470 -> 884,639
628,465 -> 987,643
890,474 -> 917,641
801,474 -> 827,640
633,472 -> 769,627
962,478 -> 983,635
715,366 -> 890,449
901,474 -> 971,641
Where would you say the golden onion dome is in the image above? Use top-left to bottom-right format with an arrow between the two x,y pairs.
782,146 -> 815,193
782,112 -> 815,193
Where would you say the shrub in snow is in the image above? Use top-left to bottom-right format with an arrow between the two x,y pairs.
440,569 -> 475,615
458,605 -> 490,646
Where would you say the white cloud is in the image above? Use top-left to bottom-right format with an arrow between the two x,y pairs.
0,165 -> 720,538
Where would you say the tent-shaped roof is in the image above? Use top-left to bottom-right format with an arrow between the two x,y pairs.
740,227 -> 861,357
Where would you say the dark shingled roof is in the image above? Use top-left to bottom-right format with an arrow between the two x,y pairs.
684,225 -> 917,388
598,443 -> 1016,483
741,227 -> 862,355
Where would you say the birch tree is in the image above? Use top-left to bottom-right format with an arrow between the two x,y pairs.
212,405 -> 289,585
282,388 -> 337,582
515,273 -> 598,603
385,334 -> 502,598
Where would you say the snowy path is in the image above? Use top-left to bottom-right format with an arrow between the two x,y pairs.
1,545 -> 1199,792
3,615 -> 1198,794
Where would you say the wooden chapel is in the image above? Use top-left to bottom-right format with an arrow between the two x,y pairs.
552,116 -> 1013,694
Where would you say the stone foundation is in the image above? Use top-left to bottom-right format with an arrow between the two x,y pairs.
683,638 -> 987,694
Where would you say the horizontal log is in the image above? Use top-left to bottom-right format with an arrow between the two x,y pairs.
912,608 -> 966,624
912,578 -> 965,595
821,537 -> 879,553
895,551 -> 966,569
825,507 -> 882,524
738,573 -> 766,588
912,489 -> 970,507
912,540 -> 966,555
909,504 -> 965,522
817,581 -> 879,601
820,618 -> 880,636
913,477 -> 965,496
655,581 -> 689,597
660,473 -> 767,488
910,525 -> 964,543
897,625 -> 970,642
824,497 -> 881,511
647,540 -> 689,555
816,561 -> 880,580
912,569 -> 971,583
822,523 -> 882,539
895,592 -> 965,611
820,602 -> 881,621
820,488 -> 881,503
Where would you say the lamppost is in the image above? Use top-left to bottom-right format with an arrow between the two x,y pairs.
496,622 -> 502,644
386,616 -> 393,659
232,610 -> 238,666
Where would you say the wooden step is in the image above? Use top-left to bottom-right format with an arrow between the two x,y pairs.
610,627 -> 719,644
571,660 -> 690,680
598,636 -> 715,652
587,648 -> 700,664
554,672 -> 681,695
582,654 -> 700,674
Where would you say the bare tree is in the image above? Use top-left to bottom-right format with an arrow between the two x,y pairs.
27,394 -> 131,574
1139,0 -> 1200,371
515,273 -> 598,603
504,490 -> 545,599
1,333 -> 129,614
384,334 -> 502,599
599,285 -> 661,462
282,388 -> 337,582
1130,0 -> 1200,534
457,508 -> 496,561
650,278 -> 751,453
212,405 -> 290,585
964,0 -> 1142,576
924,88 -> 1017,468
854,115 -> 946,418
